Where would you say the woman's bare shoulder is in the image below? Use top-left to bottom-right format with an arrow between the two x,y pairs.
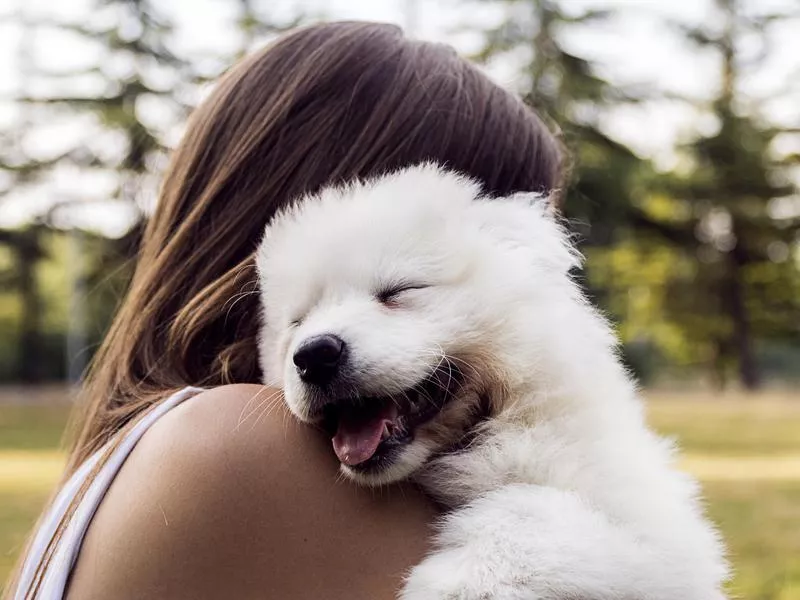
67,384 -> 435,599
145,383 -> 311,478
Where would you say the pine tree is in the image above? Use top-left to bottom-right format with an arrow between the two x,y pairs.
470,0 -> 678,380
472,0 -> 644,246
1,0 -> 309,382
1,0 -> 200,383
0,8 -> 48,382
471,0 -> 800,387
663,0 -> 800,389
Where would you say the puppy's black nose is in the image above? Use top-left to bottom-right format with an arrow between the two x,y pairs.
293,334 -> 345,386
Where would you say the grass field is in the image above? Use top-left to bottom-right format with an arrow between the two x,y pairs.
1,389 -> 799,598
646,392 -> 800,599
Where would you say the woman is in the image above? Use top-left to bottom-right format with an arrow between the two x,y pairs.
8,21 -> 562,599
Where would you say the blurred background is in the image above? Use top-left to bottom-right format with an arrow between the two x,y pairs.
0,0 -> 798,596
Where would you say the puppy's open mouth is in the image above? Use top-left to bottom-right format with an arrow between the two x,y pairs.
320,363 -> 461,472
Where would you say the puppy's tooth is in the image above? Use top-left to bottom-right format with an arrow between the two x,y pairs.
381,423 -> 391,440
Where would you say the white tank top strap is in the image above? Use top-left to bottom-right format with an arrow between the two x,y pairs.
15,386 -> 204,600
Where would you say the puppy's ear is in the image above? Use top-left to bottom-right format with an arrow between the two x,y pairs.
470,191 -> 581,274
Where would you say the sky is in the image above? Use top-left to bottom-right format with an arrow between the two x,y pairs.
0,0 -> 798,233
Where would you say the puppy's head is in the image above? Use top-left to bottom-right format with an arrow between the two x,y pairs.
256,164 -> 579,485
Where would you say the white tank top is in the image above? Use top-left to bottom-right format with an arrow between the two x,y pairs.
15,386 -> 204,600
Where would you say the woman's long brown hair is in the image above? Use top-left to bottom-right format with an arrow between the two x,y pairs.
9,21 -> 562,598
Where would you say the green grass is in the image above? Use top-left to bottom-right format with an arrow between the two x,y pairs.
646,391 -> 800,456
1,389 -> 799,598
0,404 -> 72,451
0,483 -> 55,581
0,403 -> 70,581
705,481 -> 800,600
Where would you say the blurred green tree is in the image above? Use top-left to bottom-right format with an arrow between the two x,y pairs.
472,0 -> 647,246
658,0 -> 800,389
0,0 -> 197,383
469,0 -> 673,381
470,0 -> 800,388
0,9 -> 51,383
0,0 -> 305,383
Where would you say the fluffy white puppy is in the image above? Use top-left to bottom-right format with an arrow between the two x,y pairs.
256,164 -> 728,599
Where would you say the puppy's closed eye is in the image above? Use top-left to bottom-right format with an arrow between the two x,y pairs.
376,283 -> 429,307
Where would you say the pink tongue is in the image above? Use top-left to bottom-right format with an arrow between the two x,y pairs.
332,405 -> 395,466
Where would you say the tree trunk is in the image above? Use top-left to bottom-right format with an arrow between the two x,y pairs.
16,229 -> 44,383
726,235 -> 760,390
710,340 -> 728,391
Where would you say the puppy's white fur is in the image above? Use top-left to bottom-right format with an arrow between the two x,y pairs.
256,164 -> 729,599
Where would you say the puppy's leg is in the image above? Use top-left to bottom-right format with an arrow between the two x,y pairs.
401,484 -> 724,600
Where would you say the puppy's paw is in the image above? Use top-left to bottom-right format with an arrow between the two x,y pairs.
401,483 -> 725,600
400,547 -> 533,600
